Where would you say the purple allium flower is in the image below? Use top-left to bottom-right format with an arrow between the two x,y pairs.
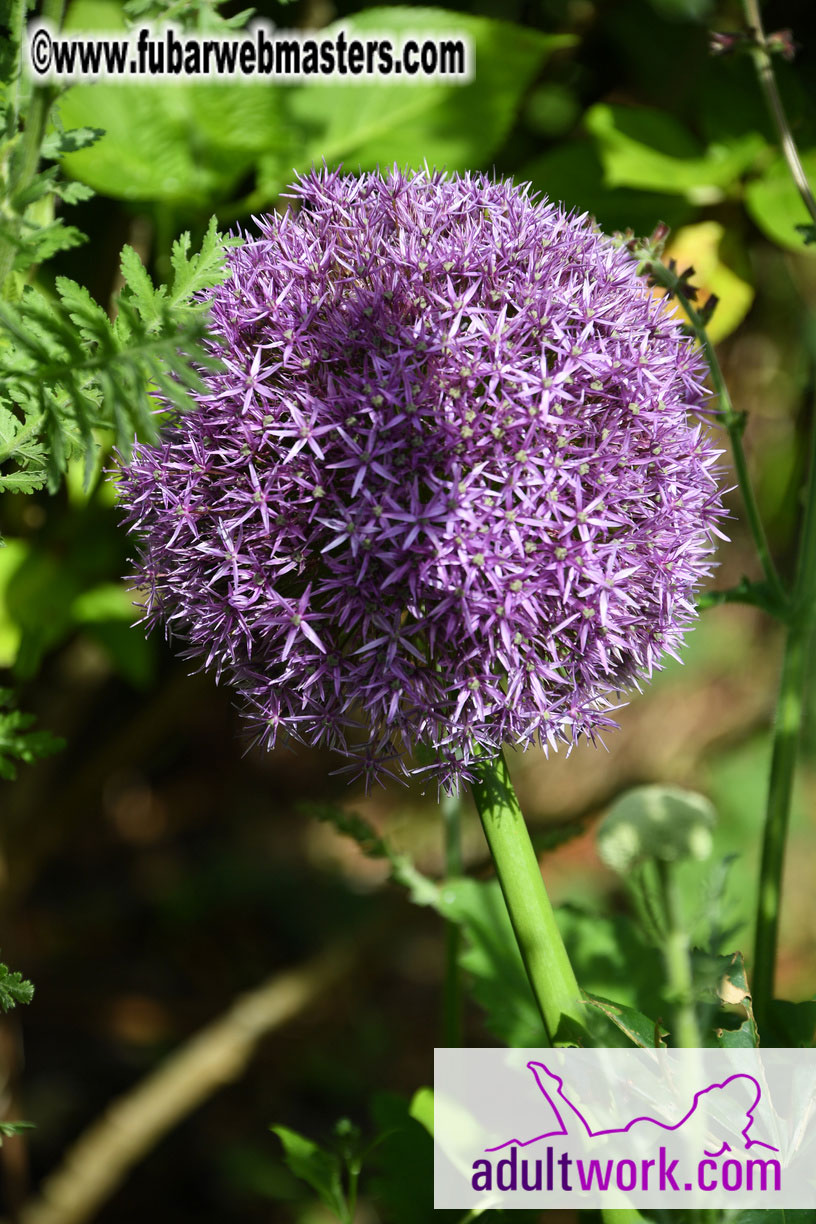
117,167 -> 725,789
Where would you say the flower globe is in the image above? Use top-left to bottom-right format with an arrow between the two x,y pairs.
118,166 -> 725,790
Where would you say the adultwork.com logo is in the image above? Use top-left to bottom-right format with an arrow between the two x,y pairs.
434,1049 -> 816,1209
472,1060 -> 781,1196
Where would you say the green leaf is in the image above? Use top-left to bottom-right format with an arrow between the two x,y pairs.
715,1017 -> 756,1048
118,245 -> 165,327
41,126 -> 105,158
52,180 -> 95,205
0,214 -> 231,494
270,1125 -> 347,1222
368,1093 -> 453,1224
0,1121 -> 34,1141
521,142 -> 694,236
0,958 -> 34,1011
286,10 -> 574,179
585,103 -> 765,201
57,79 -> 292,206
555,905 -> 667,1017
167,216 -> 239,308
583,993 -> 668,1048
10,220 -> 87,270
708,951 -> 759,1048
409,1087 -> 434,1138
745,150 -> 816,253
0,689 -> 64,780
438,877 -> 546,1046
0,404 -> 48,494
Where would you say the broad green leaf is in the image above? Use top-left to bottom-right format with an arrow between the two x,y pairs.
438,877 -> 545,1046
286,9 -> 575,176
59,0 -> 291,207
270,1125 -> 347,1221
409,1087 -> 433,1137
555,905 -> 667,1017
521,142 -> 694,236
585,103 -> 765,201
71,582 -> 135,622
58,84 -> 289,206
745,150 -> 816,254
583,993 -> 668,1048
368,1093 -> 467,1224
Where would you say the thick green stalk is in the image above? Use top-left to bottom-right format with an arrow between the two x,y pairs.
442,790 -> 464,1047
470,751 -> 587,1045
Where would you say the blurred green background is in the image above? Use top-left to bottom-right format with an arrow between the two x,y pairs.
1,0 -> 816,1219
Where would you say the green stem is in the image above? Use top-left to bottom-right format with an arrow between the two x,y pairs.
742,0 -> 816,230
346,1162 -> 360,1224
657,860 -> 701,1049
752,447 -> 814,1018
442,790 -> 464,1047
0,0 -> 66,298
470,751 -> 586,1045
643,257 -> 787,613
752,624 -> 809,1029
752,387 -> 816,1029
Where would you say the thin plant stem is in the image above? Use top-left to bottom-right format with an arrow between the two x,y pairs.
346,1162 -> 360,1224
442,790 -> 464,1047
641,256 -> 787,612
742,0 -> 816,230
0,0 -> 66,297
752,402 -> 816,1027
733,0 -> 816,1029
657,860 -> 702,1049
752,623 -> 809,1027
470,750 -> 587,1044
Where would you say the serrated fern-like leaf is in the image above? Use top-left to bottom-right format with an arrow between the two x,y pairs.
0,218 -> 232,494
0,687 -> 65,780
0,1121 -> 34,1138
0,962 -> 34,1012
